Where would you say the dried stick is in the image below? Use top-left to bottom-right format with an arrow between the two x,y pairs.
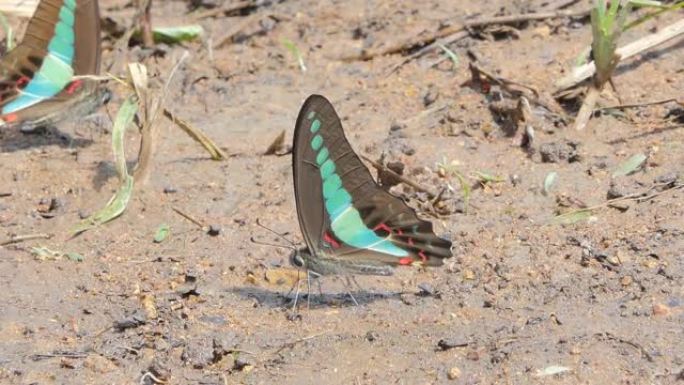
361,155 -> 438,198
344,7 -> 592,61
0,233 -> 52,247
138,0 -> 154,48
191,0 -> 254,20
172,207 -> 206,229
213,12 -> 266,49
134,51 -> 189,183
596,97 -> 683,111
554,18 -> 684,92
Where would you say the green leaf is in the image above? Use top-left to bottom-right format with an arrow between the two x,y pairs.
543,172 -> 558,195
551,209 -> 594,225
475,171 -> 504,184
31,247 -> 61,261
153,25 -> 204,44
612,153 -> 647,177
71,96 -> 138,236
153,224 -> 170,243
66,252 -> 85,262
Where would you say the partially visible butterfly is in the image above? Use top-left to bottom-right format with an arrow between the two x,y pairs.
0,0 -> 105,131
290,94 -> 453,278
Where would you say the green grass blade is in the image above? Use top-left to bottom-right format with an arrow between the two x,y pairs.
453,171 -> 471,214
113,96 -> 138,179
437,43 -> 459,69
282,38 -> 307,72
70,96 -> 139,236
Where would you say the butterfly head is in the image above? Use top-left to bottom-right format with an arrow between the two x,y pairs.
289,248 -> 311,270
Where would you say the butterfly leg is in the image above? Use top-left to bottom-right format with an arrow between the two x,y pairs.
284,269 -> 302,299
350,276 -> 365,292
344,276 -> 360,306
291,277 -> 302,311
306,270 -> 312,309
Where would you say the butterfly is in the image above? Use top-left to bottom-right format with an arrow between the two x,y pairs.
290,94 -> 453,278
0,0 -> 105,131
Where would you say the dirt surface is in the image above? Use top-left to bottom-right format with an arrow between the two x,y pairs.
1,0 -> 683,384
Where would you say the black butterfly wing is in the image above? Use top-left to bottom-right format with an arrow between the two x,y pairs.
293,95 -> 452,268
0,0 -> 101,126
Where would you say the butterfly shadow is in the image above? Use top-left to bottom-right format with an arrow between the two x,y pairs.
228,285 -> 404,310
0,125 -> 98,153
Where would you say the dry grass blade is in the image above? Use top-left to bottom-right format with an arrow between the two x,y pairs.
0,0 -> 37,17
163,109 -> 227,160
133,51 -> 189,182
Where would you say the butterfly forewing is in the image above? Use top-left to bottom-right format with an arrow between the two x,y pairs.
0,0 -> 101,126
293,95 -> 452,271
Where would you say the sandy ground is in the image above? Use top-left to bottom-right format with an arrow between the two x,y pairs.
1,0 -> 683,384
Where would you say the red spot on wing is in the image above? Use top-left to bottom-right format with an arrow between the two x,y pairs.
418,251 -> 428,262
396,229 -> 403,235
373,223 -> 392,234
323,232 -> 341,249
408,238 -> 414,246
66,79 -> 82,94
4,113 -> 18,123
398,257 -> 413,265
16,76 -> 29,88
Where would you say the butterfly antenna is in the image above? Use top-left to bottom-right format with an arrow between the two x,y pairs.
255,218 -> 297,247
249,237 -> 296,251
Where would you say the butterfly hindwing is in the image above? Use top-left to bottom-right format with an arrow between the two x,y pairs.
0,0 -> 101,127
293,95 -> 452,271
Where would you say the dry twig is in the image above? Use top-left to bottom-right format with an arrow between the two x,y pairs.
348,7 -> 592,62
361,155 -> 438,198
0,233 -> 52,247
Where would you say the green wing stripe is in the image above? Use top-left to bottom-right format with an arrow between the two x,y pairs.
308,116 -> 408,256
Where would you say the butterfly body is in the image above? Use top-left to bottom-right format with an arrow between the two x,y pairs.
291,95 -> 453,277
0,0 -> 102,130
290,248 -> 394,276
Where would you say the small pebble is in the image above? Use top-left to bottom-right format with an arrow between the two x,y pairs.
447,366 -> 461,380
620,276 -> 633,286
